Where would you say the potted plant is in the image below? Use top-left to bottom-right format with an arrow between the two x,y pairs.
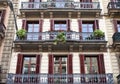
16,29 -> 26,40
54,32 -> 66,45
93,29 -> 104,39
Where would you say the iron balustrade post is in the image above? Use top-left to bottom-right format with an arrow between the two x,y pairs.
7,73 -> 14,84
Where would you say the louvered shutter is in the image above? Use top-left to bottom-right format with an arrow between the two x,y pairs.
16,54 -> 23,74
50,20 -> 54,31
97,54 -> 105,74
36,55 -> 41,73
48,54 -> 54,74
67,54 -> 73,74
22,20 -> 27,30
79,54 -> 85,74
67,19 -> 70,31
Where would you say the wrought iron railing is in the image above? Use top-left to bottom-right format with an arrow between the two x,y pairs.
112,32 -> 120,42
117,74 -> 120,84
21,2 -> 100,9
107,2 -> 120,9
7,73 -> 114,84
15,32 -> 105,41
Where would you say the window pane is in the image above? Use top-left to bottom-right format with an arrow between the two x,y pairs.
28,24 -> 33,32
117,24 -> 120,32
82,24 -> 87,32
34,24 -> 39,32
82,23 -> 93,32
22,57 -> 36,74
84,57 -> 98,74
54,21 -> 67,31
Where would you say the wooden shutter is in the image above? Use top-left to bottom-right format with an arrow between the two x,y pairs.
39,19 -> 43,32
36,55 -> 41,74
67,19 -> 70,31
113,20 -> 118,32
22,20 -> 27,29
78,20 -> 82,32
67,54 -> 73,74
50,20 -> 54,31
94,20 -> 99,30
48,54 -> 54,74
97,54 -> 105,74
79,54 -> 85,74
95,20 -> 99,29
16,54 -> 23,74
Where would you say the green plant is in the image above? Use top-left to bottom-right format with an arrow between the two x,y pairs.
16,29 -> 26,39
93,29 -> 104,38
54,32 -> 66,45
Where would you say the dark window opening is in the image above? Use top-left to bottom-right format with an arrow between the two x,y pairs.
54,21 -> 67,31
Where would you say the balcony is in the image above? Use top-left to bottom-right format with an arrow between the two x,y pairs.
0,24 -> 5,41
14,31 -> 107,52
112,32 -> 120,51
20,2 -> 101,18
107,2 -> 120,17
7,73 -> 114,84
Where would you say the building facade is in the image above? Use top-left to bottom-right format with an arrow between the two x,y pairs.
0,0 -> 11,83
0,0 -> 120,84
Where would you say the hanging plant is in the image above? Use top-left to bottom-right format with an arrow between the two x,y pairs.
16,29 -> 26,40
54,32 -> 66,45
93,29 -> 104,39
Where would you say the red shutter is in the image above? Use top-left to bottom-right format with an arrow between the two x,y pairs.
78,20 -> 82,32
96,20 -> 99,29
36,55 -> 41,74
16,54 -> 23,74
79,54 -> 85,74
22,20 -> 27,29
97,54 -> 105,74
50,20 -> 54,31
67,19 -> 70,31
1,10 -> 6,23
113,20 -> 118,32
67,54 -> 73,74
94,20 -> 99,30
48,54 -> 54,74
39,19 -> 43,32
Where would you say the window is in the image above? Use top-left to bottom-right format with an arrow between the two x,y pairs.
27,21 -> 40,40
80,54 -> 105,74
48,54 -> 73,74
84,56 -> 98,74
81,21 -> 95,39
22,57 -> 36,74
54,21 -> 67,31
82,22 -> 94,32
117,21 -> 120,32
48,54 -> 73,83
16,54 -> 41,74
54,56 -> 67,74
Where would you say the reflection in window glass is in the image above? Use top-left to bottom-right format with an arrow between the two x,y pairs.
27,23 -> 39,40
117,24 -> 120,32
54,21 -> 67,31
82,24 -> 93,32
84,57 -> 98,74
22,57 -> 36,74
